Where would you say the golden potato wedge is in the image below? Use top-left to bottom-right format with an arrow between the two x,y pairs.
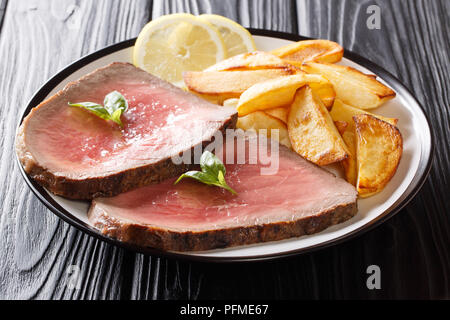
237,73 -> 334,116
183,69 -> 297,104
224,99 -> 290,135
205,51 -> 298,72
302,62 -> 396,109
271,40 -> 343,65
334,120 -> 348,135
265,106 -> 289,124
189,92 -> 226,105
341,131 -> 358,185
271,40 -> 344,66
222,98 -> 239,109
308,80 -> 335,110
330,99 -> 398,185
287,86 -> 349,165
237,75 -> 304,116
354,114 -> 402,197
330,99 -> 398,127
237,111 -> 292,148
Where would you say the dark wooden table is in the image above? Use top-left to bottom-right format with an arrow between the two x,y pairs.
0,0 -> 448,300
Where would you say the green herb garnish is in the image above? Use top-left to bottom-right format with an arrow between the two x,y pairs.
68,91 -> 128,127
174,150 -> 237,195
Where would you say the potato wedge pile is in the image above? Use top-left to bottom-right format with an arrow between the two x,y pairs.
288,86 -> 349,165
183,39 -> 402,197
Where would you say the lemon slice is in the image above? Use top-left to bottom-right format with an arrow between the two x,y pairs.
199,14 -> 256,58
133,13 -> 226,85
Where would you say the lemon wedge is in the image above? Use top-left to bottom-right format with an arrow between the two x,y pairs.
133,13 -> 226,85
199,14 -> 256,58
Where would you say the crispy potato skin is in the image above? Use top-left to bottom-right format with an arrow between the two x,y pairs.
334,120 -> 348,135
271,40 -> 344,66
354,114 -> 402,197
265,106 -> 289,124
341,131 -> 358,186
330,99 -> 398,186
301,62 -> 396,109
287,86 -> 349,166
205,51 -> 299,72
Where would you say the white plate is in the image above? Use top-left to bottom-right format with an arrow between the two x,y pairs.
17,30 -> 433,262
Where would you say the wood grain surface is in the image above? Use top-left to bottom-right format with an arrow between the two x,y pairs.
0,0 -> 448,300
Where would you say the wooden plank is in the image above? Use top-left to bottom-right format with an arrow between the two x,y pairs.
152,0 -> 298,32
0,0 -> 7,35
0,0 -> 152,299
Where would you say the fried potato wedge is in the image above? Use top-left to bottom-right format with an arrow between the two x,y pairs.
205,51 -> 298,72
237,74 -> 334,116
271,40 -> 344,66
265,106 -> 289,124
308,80 -> 336,110
341,131 -> 358,185
334,120 -> 348,135
224,99 -> 291,148
302,62 -> 396,109
330,99 -> 398,185
354,114 -> 402,197
184,69 -> 297,104
287,86 -> 349,165
237,111 -> 292,148
237,75 -> 304,116
222,98 -> 240,108
330,99 -> 398,126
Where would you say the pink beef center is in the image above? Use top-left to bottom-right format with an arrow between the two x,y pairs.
28,81 -> 221,175
96,149 -> 349,231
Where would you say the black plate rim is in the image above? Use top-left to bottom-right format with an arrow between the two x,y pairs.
15,28 -> 434,263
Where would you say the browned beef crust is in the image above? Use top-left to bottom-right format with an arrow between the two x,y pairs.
88,201 -> 357,252
15,62 -> 237,200
16,114 -> 237,200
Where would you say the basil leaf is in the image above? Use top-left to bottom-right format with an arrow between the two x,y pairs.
104,91 -> 128,115
175,150 -> 237,195
200,150 -> 226,177
109,108 -> 124,127
68,91 -> 128,128
215,170 -> 237,194
174,171 -> 218,186
217,170 -> 226,185
68,102 -> 111,120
